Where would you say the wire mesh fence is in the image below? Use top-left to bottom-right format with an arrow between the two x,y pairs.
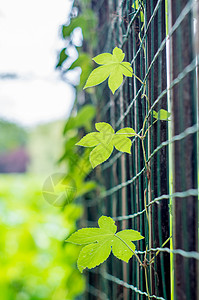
80,0 -> 199,299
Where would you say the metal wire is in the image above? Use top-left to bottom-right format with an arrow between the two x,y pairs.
101,272 -> 166,300
85,124 -> 198,205
83,0 -> 199,299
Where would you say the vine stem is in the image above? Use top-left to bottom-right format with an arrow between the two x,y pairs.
140,125 -> 149,183
143,246 -> 150,299
114,234 -> 143,267
141,138 -> 148,169
149,236 -> 172,265
122,64 -> 144,85
143,119 -> 157,138
141,107 -> 149,138
142,93 -> 150,110
140,93 -> 151,170
132,72 -> 144,85
144,266 -> 150,300
115,234 -> 151,299
130,7 -> 150,299
116,132 -> 143,139
138,15 -> 146,57
144,189 -> 150,245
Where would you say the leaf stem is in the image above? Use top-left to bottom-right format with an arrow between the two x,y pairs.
114,234 -> 143,266
132,72 -> 144,85
143,119 -> 157,138
116,132 -> 143,139
122,64 -> 144,85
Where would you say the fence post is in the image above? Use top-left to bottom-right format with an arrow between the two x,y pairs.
170,0 -> 198,299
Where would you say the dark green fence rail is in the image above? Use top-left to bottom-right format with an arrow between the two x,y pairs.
79,0 -> 199,299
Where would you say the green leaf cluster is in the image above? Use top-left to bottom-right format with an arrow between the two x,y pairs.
76,122 -> 136,168
84,47 -> 133,94
56,0 -> 172,282
56,6 -> 96,89
66,216 -> 144,272
63,105 -> 96,133
59,105 -> 97,203
62,9 -> 97,47
68,52 -> 93,89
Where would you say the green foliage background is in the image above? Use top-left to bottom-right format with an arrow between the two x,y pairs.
27,120 -> 65,175
0,0 -> 99,299
0,175 -> 85,300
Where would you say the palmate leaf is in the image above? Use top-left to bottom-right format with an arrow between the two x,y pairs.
153,109 -> 171,121
83,47 -> 133,94
66,216 -> 144,272
76,122 -> 136,168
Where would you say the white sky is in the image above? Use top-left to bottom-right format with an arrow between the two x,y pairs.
0,0 -> 75,127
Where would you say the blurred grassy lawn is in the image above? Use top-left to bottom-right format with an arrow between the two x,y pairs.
0,174 -> 85,300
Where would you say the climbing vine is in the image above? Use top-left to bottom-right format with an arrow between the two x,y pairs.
67,43 -> 171,300
63,1 -> 171,299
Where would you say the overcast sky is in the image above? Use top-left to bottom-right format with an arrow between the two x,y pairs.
0,0 -> 75,127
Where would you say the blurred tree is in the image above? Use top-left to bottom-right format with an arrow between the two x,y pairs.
0,119 -> 29,173
27,120 -> 65,175
0,119 -> 27,153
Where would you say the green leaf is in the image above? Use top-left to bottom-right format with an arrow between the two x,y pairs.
66,216 -> 144,272
83,65 -> 112,88
89,143 -> 114,168
117,229 -> 145,241
112,136 -> 132,154
56,48 -> 68,68
112,230 -> 144,262
76,181 -> 97,198
62,16 -> 86,38
115,127 -> 136,137
76,122 -> 136,168
140,10 -> 144,22
63,105 -> 96,133
98,215 -> 117,232
112,47 -> 125,62
67,228 -> 111,244
95,122 -> 114,134
76,132 -> 102,147
108,65 -> 123,94
84,47 -> 133,94
77,240 -> 112,272
153,109 -> 171,121
93,53 -> 114,64
112,235 -> 136,262
132,0 -> 139,9
62,10 -> 97,41
132,0 -> 144,22
120,62 -> 134,76
69,52 -> 93,89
